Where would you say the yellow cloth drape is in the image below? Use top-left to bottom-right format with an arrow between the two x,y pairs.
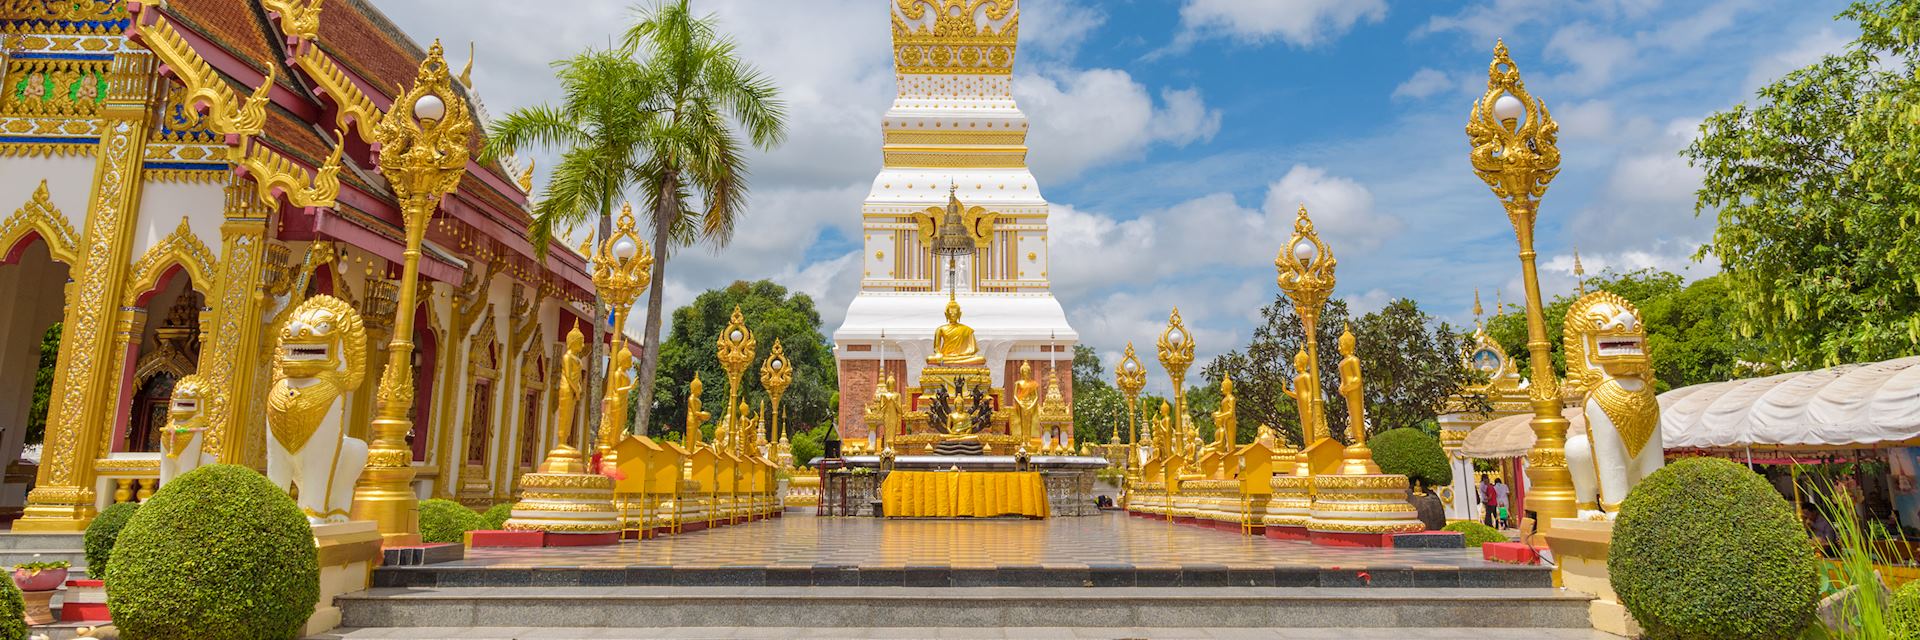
880,471 -> 1050,518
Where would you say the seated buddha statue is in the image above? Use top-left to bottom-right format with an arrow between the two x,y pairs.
926,298 -> 985,365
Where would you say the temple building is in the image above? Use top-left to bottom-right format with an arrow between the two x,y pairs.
833,0 -> 1078,444
0,0 -> 597,530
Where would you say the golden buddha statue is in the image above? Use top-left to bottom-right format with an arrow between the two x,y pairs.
1285,349 -> 1320,441
537,327 -> 587,473
927,298 -> 985,365
685,374 -> 711,446
1212,377 -> 1238,451
1010,362 -> 1040,441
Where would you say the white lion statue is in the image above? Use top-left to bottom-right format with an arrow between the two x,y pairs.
1562,290 -> 1664,520
266,295 -> 369,524
157,374 -> 216,488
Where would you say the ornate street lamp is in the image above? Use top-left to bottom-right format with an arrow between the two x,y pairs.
1115,342 -> 1146,505
354,41 -> 473,545
760,339 -> 793,443
1156,309 -> 1194,459
1273,204 -> 1335,445
592,202 -> 654,466
1466,39 -> 1574,528
717,307 -> 756,451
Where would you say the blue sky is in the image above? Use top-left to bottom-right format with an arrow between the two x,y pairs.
377,0 -> 1855,393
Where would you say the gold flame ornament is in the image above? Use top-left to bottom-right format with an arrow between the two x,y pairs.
760,340 -> 793,442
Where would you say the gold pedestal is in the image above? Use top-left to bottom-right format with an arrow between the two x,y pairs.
917,365 -> 992,393
1306,474 -> 1423,534
504,472 -> 619,533
1262,475 -> 1313,529
1545,518 -> 1643,637
537,445 -> 588,474
1340,442 -> 1381,475
308,521 -> 383,637
351,433 -> 420,547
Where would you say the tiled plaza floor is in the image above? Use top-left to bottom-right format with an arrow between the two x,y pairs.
435,512 -> 1513,570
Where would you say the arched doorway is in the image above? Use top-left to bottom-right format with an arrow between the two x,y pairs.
0,236 -> 72,522
118,271 -> 203,453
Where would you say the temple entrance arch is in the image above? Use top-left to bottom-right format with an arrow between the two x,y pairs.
116,270 -> 205,453
0,234 -> 73,520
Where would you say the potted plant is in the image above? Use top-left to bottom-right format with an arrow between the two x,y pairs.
12,560 -> 68,593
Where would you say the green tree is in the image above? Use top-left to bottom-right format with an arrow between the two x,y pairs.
1486,270 -> 1762,391
1205,295 -> 1480,445
648,281 -> 835,439
622,0 -> 788,434
1686,0 -> 1920,368
27,322 -> 58,446
1069,345 -> 1127,447
482,47 -> 654,423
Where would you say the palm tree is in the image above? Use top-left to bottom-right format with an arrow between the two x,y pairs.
481,48 -> 653,443
621,0 -> 787,434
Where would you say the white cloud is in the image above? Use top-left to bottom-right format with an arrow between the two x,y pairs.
1017,71 -> 1222,181
1393,68 -> 1454,101
1343,288 -> 1393,314
1544,23 -> 1635,94
1172,0 -> 1387,49
1262,165 -> 1399,250
1744,27 -> 1850,93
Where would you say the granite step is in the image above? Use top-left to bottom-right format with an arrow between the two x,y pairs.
312,627 -> 1626,639
0,533 -> 84,551
337,586 -> 1593,630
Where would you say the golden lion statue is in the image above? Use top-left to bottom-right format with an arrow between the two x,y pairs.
1563,290 -> 1664,518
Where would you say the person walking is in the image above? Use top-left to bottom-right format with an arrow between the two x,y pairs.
1492,477 -> 1512,528
1478,476 -> 1496,527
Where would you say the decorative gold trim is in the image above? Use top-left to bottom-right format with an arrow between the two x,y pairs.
883,130 -> 1027,145
0,180 -> 81,265
884,149 -> 1026,168
93,458 -> 161,473
122,216 -> 217,307
891,0 -> 1018,76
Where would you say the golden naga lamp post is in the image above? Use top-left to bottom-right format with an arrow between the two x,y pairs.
1273,204 -> 1335,453
760,340 -> 793,444
592,203 -> 654,468
717,307 -> 756,447
1467,39 -> 1574,529
1115,342 -> 1146,505
353,42 -> 473,546
1156,309 -> 1195,458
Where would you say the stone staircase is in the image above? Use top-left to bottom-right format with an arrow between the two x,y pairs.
332,586 -> 1593,632
0,532 -> 87,576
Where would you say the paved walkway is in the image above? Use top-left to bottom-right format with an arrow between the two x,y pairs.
435,512 -> 1511,570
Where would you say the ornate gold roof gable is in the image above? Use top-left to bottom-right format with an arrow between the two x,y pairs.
891,0 -> 1019,76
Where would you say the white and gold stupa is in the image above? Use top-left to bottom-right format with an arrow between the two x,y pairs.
833,0 -> 1077,441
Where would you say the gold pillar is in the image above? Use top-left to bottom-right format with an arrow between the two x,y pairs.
17,52 -> 157,532
1466,40 -> 1573,530
353,42 -> 474,546
198,180 -> 275,463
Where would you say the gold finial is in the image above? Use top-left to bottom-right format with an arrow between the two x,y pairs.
459,41 -> 475,88
1473,288 -> 1484,319
517,158 -> 534,192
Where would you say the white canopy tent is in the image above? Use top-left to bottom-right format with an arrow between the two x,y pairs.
1659,356 -> 1920,450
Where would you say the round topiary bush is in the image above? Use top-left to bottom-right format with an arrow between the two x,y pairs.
420,498 -> 485,544
481,502 -> 514,530
1890,581 -> 1920,639
106,464 -> 318,640
0,571 -> 24,640
1370,428 -> 1452,491
1443,521 -> 1507,547
1610,457 -> 1819,640
84,501 -> 139,582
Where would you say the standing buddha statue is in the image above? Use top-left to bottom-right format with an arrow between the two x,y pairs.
538,327 -> 586,473
1212,377 -> 1238,452
685,374 -> 711,447
1010,363 -> 1040,441
1337,324 -> 1380,475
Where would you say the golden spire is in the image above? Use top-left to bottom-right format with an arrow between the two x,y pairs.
1572,247 -> 1587,295
1473,288 -> 1483,318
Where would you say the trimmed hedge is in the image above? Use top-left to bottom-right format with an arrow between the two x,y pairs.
420,498 -> 485,544
0,572 -> 23,640
1443,521 -> 1507,547
84,501 -> 139,582
1892,581 -> 1920,640
1609,457 -> 1819,640
481,502 -> 514,530
1370,428 -> 1451,491
106,464 -> 318,640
